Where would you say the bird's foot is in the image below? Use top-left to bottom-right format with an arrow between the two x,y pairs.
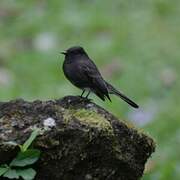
78,96 -> 93,103
84,97 -> 93,103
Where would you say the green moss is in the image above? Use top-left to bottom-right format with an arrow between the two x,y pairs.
62,108 -> 72,124
63,108 -> 114,135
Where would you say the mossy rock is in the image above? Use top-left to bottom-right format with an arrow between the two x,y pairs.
0,96 -> 155,180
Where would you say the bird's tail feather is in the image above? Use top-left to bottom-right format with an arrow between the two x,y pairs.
106,82 -> 139,108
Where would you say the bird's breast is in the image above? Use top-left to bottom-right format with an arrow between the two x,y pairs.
63,61 -> 74,80
63,61 -> 88,89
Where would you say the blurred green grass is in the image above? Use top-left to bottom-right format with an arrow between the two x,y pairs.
0,0 -> 180,179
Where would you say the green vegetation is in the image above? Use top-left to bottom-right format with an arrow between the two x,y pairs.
0,0 -> 179,179
65,108 -> 113,134
0,128 -> 41,180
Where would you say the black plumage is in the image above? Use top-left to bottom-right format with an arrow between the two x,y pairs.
62,46 -> 139,108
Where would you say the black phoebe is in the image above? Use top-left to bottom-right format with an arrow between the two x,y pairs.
61,46 -> 139,108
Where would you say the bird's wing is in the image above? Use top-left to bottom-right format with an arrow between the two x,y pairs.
79,60 -> 111,101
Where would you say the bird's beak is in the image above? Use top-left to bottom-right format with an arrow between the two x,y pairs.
61,51 -> 67,55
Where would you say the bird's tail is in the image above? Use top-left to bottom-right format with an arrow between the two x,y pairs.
106,82 -> 139,108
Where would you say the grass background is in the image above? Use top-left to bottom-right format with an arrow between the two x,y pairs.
0,0 -> 180,179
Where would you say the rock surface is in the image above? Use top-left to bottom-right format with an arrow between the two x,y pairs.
0,96 -> 155,180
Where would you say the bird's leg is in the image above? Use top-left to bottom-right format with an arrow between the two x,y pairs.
85,90 -> 91,99
80,89 -> 85,97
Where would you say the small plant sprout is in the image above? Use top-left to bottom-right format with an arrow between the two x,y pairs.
0,128 -> 41,180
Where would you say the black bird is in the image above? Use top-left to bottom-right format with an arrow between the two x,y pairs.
61,46 -> 139,108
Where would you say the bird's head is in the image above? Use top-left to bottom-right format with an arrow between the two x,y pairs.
61,46 -> 87,57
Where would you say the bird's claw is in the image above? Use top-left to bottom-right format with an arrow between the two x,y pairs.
78,96 -> 92,103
